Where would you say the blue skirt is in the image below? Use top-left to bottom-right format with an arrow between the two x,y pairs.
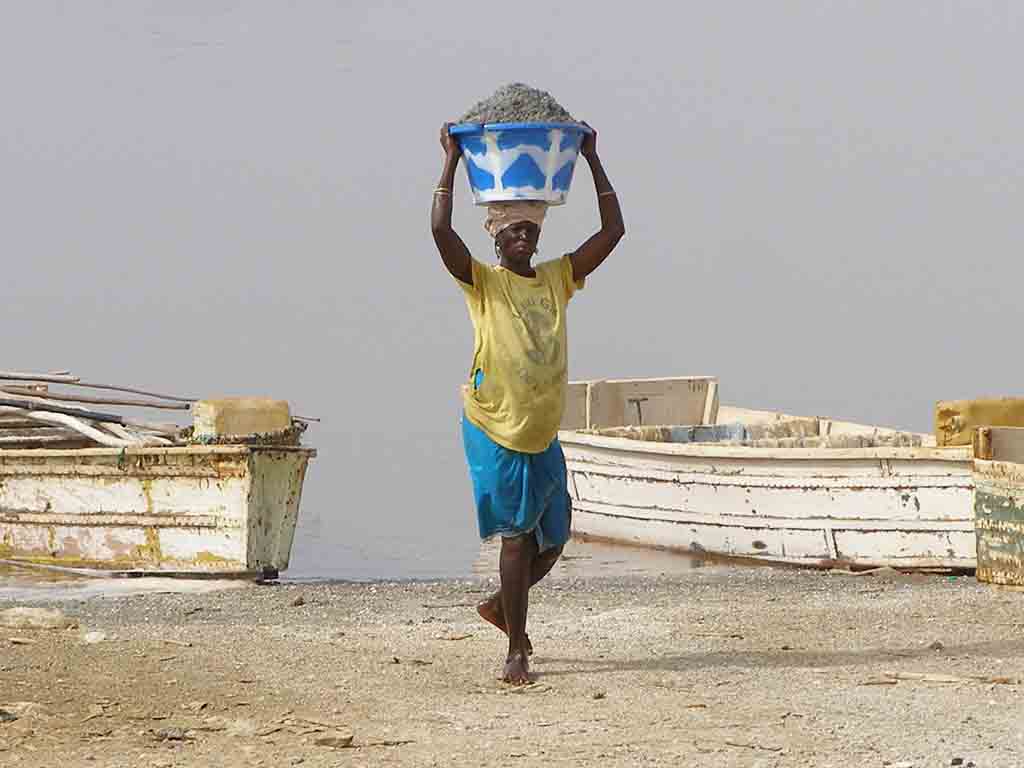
461,414 -> 571,553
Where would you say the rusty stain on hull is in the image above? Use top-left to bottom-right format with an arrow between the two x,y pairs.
131,527 -> 163,563
193,550 -> 233,566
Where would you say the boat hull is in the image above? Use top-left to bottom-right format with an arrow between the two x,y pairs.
0,445 -> 315,577
974,461 -> 1024,585
562,434 -> 975,570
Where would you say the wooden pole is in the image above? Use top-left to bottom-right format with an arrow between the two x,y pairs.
0,406 -> 179,445
0,386 -> 190,411
0,371 -> 80,384
0,406 -> 131,447
0,397 -> 128,425
120,418 -> 181,436
0,373 -> 193,402
0,394 -> 183,436
71,381 -> 195,403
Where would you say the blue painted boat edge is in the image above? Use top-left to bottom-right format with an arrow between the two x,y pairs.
449,122 -> 593,136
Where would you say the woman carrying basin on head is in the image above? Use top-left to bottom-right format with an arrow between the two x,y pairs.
430,121 -> 625,685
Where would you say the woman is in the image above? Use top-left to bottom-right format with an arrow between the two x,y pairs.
431,121 -> 625,684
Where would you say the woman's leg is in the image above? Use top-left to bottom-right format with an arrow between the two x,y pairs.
498,533 -> 537,683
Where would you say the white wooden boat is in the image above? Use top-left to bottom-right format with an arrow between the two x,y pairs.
0,444 -> 315,578
560,377 -> 976,570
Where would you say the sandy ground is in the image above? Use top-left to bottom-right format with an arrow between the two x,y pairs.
2,556 -> 1023,768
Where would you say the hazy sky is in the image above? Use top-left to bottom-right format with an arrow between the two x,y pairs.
3,2 -> 1022,579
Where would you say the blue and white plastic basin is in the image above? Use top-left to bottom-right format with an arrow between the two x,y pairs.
449,122 -> 592,206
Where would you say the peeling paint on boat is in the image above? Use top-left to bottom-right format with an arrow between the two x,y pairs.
562,433 -> 974,569
974,459 -> 1024,586
0,445 -> 315,577
556,378 -> 974,570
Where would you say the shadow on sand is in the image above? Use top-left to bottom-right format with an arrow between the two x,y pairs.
532,639 -> 1024,678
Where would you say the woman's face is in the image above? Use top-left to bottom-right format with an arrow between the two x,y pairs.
495,221 -> 541,264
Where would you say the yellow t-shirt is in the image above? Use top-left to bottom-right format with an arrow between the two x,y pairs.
458,254 -> 584,454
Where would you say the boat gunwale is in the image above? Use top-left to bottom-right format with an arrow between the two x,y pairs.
0,445 -> 317,460
559,430 -> 972,462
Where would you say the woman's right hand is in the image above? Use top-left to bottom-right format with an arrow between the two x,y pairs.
440,123 -> 460,157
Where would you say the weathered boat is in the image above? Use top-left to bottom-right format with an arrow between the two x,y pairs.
973,426 -> 1024,585
559,377 -> 976,570
0,394 -> 315,579
0,445 -> 314,579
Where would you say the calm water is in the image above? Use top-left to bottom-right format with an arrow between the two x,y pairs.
285,430 -> 479,581
0,541 -> 713,602
284,430 -> 714,582
0,429 -> 711,590
0,564 -> 251,602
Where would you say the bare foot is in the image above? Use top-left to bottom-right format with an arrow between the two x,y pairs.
476,596 -> 533,655
502,650 -> 530,685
